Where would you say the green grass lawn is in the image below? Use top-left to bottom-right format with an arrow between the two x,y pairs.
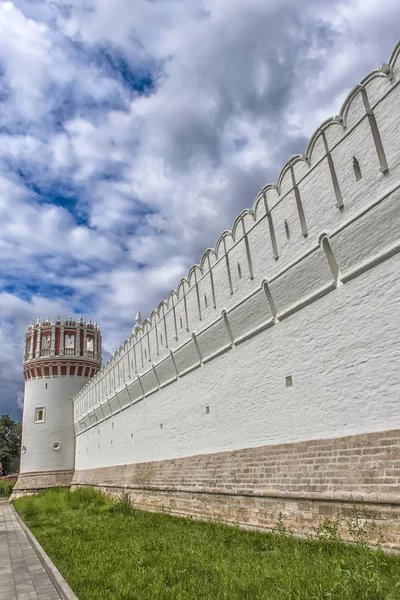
13,488 -> 400,600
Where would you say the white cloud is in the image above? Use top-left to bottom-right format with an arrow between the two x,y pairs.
1,0 -> 399,417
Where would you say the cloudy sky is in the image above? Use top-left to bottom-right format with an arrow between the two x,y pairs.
0,0 -> 399,420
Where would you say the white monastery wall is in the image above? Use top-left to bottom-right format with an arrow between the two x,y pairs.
73,43 -> 400,473
75,250 -> 400,471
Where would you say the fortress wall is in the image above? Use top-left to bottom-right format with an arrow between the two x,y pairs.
74,245 -> 400,469
72,44 -> 400,543
73,52 -> 400,427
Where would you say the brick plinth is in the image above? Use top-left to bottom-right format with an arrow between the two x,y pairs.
11,469 -> 74,499
72,429 -> 400,547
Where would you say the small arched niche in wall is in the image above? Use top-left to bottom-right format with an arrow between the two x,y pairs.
320,234 -> 341,288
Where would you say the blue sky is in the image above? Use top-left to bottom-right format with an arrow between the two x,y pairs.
1,0 -> 399,420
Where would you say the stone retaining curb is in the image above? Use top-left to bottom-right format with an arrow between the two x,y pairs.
11,504 -> 79,600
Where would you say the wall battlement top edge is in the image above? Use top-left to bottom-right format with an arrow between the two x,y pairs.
72,39 -> 400,404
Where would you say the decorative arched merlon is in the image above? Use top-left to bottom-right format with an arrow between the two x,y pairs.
261,190 -> 279,260
358,86 -> 389,174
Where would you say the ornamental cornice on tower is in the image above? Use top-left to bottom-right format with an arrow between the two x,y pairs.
23,317 -> 102,381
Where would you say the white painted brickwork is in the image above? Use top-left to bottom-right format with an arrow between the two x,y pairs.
21,376 -> 88,473
74,43 -> 400,471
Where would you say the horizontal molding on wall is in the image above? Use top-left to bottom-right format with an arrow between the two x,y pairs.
71,480 -> 400,508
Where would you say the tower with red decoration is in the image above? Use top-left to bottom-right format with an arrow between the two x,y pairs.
12,316 -> 102,497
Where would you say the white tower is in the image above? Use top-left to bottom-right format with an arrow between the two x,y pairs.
12,316 -> 102,497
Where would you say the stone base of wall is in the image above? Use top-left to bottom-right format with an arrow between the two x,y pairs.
11,469 -> 74,499
75,485 -> 400,547
72,429 -> 400,548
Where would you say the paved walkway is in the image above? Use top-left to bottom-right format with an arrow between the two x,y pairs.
0,500 -> 61,600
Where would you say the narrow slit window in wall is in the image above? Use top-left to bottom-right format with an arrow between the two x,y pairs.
45,383 -> 47,389
206,406 -> 210,414
237,263 -> 242,279
180,316 -> 183,329
160,333 -> 163,345
144,348 -> 147,359
204,293 -> 208,308
160,423 -> 163,429
284,219 -> 290,240
353,157 -> 362,181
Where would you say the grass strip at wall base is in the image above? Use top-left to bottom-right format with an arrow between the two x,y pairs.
12,487 -> 400,600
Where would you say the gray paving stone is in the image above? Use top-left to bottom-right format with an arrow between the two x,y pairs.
0,504 -> 61,600
0,583 -> 17,593
0,592 -> 17,600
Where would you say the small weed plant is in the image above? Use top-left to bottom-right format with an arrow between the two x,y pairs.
12,488 -> 400,600
273,511 -> 292,536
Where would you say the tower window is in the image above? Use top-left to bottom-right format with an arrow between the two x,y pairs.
87,337 -> 94,357
35,407 -> 45,423
65,334 -> 75,356
237,263 -> 242,279
180,316 -> 183,329
204,293 -> 208,307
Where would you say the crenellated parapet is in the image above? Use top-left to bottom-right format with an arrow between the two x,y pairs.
73,40 -> 400,431
23,316 -> 102,381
